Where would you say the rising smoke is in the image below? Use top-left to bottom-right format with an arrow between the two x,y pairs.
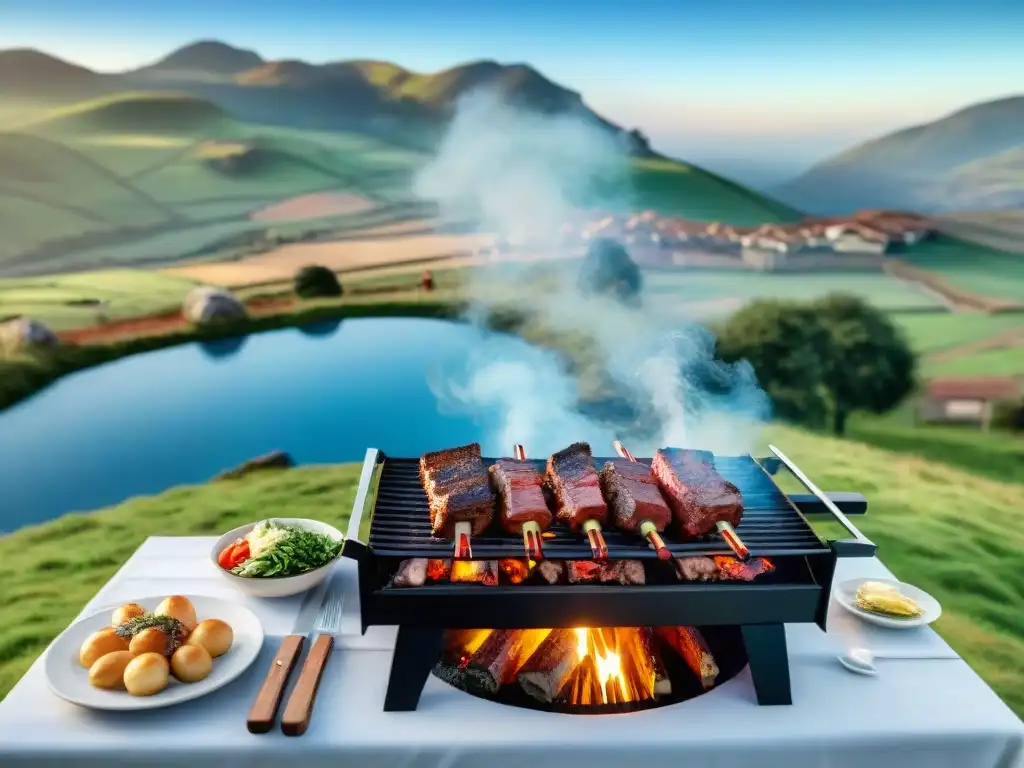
416,89 -> 770,458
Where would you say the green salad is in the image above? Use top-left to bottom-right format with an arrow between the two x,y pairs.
221,520 -> 343,578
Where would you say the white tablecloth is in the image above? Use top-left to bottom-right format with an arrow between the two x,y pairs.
0,537 -> 1021,768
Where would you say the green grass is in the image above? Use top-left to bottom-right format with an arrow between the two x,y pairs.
903,236 -> 1024,303
892,313 -> 1023,355
926,345 -> 1024,377
1,426 -> 1021,717
644,270 -> 939,313
0,269 -> 200,330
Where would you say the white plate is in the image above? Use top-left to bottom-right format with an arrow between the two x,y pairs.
834,578 -> 942,629
45,595 -> 264,710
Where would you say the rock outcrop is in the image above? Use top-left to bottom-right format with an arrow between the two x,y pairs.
182,287 -> 247,325
214,450 -> 296,481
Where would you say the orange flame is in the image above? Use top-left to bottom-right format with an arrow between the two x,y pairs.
568,628 -> 653,705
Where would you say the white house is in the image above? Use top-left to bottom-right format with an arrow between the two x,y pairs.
824,224 -> 890,254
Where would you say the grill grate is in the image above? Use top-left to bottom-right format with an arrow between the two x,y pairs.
367,455 -> 830,559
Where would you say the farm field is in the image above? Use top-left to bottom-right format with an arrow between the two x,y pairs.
891,313 -> 1024,355
926,344 -> 1024,377
901,237 -> 1024,303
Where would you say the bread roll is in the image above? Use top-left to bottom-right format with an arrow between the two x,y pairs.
154,595 -> 197,631
188,619 -> 233,658
79,628 -> 129,668
111,603 -> 146,628
129,627 -> 170,657
124,652 -> 169,696
171,644 -> 213,683
88,650 -> 133,690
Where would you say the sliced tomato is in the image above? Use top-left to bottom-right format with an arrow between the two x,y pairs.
227,540 -> 250,568
218,538 -> 246,570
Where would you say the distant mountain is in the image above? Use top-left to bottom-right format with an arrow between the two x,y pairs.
774,95 -> 1024,214
0,49 -> 108,98
0,41 -> 654,156
136,40 -> 264,76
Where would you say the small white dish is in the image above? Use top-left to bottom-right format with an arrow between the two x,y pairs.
838,647 -> 880,676
45,595 -> 263,711
211,518 -> 344,598
834,578 -> 941,629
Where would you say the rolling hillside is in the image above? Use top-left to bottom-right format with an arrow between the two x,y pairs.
0,84 -> 800,276
774,95 -> 1024,214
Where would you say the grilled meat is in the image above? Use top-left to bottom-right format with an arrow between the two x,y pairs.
545,442 -> 608,531
419,443 -> 495,538
651,448 -> 743,537
599,459 -> 672,533
490,458 -> 553,535
392,558 -> 428,588
567,560 -> 645,585
674,556 -> 720,581
537,560 -> 565,585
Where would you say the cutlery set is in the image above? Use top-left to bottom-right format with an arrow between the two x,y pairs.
247,575 -> 343,736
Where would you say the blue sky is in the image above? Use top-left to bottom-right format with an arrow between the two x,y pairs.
2,0 -> 1022,173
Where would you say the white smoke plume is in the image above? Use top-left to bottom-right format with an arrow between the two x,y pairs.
416,88 -> 770,458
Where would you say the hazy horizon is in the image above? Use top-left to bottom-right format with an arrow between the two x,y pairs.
3,0 -> 1022,183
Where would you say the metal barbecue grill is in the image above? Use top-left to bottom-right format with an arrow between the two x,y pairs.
342,445 -> 877,713
369,454 -> 829,560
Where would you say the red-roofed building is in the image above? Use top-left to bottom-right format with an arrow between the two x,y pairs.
917,377 -> 1022,430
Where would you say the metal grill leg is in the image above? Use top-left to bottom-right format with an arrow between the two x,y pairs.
741,623 -> 792,705
383,626 -> 445,711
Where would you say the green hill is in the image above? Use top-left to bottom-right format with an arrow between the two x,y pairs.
26,92 -> 232,136
0,424 -> 1020,716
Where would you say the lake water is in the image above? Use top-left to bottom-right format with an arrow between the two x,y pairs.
0,318 -> 545,532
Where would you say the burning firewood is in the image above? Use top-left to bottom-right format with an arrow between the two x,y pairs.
568,560 -> 645,585
450,559 -> 499,585
655,626 -> 719,690
464,629 -> 551,695
674,556 -> 775,582
498,559 -> 531,584
638,628 -> 672,697
426,559 -> 451,581
517,629 -> 585,703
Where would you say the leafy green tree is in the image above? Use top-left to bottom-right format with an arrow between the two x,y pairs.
812,292 -> 916,436
715,299 -> 831,428
577,238 -> 642,306
294,265 -> 342,299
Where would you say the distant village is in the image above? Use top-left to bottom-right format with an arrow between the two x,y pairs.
543,209 -> 937,271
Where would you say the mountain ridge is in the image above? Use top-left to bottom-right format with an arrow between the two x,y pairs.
774,94 -> 1024,214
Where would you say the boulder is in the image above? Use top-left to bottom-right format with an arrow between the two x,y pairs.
0,317 -> 59,352
183,287 -> 247,325
214,450 -> 296,481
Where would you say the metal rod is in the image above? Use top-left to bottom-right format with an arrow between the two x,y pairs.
512,443 -> 544,560
768,445 -> 874,546
611,440 -> 676,561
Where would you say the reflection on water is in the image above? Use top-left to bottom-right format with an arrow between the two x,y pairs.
197,335 -> 249,361
297,319 -> 343,337
0,317 -> 530,531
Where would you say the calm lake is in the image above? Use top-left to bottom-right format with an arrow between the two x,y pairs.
0,318 -> 551,532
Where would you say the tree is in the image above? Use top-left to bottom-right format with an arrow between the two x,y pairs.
812,293 -> 916,436
715,299 -> 832,428
294,265 -> 342,299
577,238 -> 642,306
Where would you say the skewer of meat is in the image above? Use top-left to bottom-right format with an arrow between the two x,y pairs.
651,446 -> 750,561
419,443 -> 495,559
608,440 -> 672,560
545,442 -> 609,560
490,444 -> 550,560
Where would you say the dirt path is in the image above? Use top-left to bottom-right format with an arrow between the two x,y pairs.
250,192 -> 376,222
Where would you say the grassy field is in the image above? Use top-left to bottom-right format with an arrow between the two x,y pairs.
0,424 -> 1021,717
926,345 -> 1024,377
901,236 -> 1024,303
891,313 -> 1024,356
0,270 -> 200,330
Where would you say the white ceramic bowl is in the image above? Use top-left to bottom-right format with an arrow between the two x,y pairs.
211,518 -> 344,598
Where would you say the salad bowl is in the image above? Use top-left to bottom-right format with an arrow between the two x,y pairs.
211,518 -> 344,598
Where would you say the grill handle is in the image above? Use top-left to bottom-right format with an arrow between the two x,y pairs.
344,448 -> 382,551
767,445 -> 877,558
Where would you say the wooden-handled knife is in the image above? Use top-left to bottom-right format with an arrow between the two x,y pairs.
246,635 -> 305,734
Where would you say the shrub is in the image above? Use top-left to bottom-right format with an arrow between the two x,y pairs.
294,265 -> 342,299
577,238 -> 642,306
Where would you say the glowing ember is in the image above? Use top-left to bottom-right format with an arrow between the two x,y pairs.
450,560 -> 499,585
713,556 -> 775,581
